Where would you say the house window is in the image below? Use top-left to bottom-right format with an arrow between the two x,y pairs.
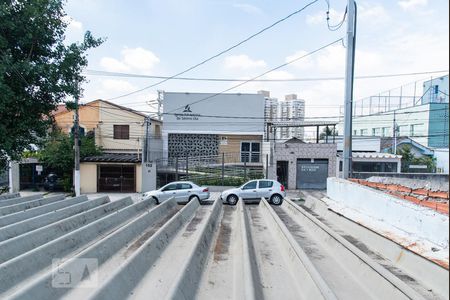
398,125 -> 409,136
372,128 -> 381,136
360,129 -> 368,136
113,125 -> 129,140
241,142 -> 260,163
381,127 -> 391,137
410,124 -> 424,137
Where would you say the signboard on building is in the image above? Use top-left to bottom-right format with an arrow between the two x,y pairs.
163,92 -> 265,134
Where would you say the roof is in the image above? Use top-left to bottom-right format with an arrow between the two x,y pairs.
270,120 -> 339,127
51,104 -> 68,116
82,153 -> 141,163
87,99 -> 161,123
352,152 -> 402,159
284,137 -> 306,144
381,137 -> 433,155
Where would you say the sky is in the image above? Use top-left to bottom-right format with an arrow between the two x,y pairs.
64,0 -> 449,118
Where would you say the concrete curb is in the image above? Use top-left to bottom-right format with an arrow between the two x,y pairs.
0,196 -> 128,263
90,198 -> 200,300
0,196 -> 106,242
0,195 -> 88,227
284,198 -> 426,300
8,198 -> 177,300
259,198 -> 337,300
0,194 -> 65,216
0,193 -> 21,201
0,194 -> 43,207
167,199 -> 222,300
0,197 -> 151,296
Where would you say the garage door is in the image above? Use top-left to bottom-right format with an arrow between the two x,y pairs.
296,159 -> 329,189
98,165 -> 135,193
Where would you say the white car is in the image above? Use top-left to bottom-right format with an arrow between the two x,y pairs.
220,179 -> 286,205
142,181 -> 210,204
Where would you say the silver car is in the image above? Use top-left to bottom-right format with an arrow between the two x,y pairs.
220,179 -> 286,205
142,181 -> 210,204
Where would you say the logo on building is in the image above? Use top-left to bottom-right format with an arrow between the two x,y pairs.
183,105 -> 192,113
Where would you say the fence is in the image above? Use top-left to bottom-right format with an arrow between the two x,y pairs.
155,152 -> 267,187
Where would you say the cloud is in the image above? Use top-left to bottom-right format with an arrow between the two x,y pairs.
233,3 -> 264,15
224,54 -> 267,70
285,50 -> 315,69
100,47 -> 160,73
263,71 -> 295,80
398,0 -> 428,10
359,3 -> 390,23
100,79 -> 136,93
286,45 -> 384,75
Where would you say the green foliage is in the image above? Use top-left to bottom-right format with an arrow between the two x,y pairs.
397,145 -> 436,172
320,127 -> 338,140
0,0 -> 104,171
40,131 -> 102,177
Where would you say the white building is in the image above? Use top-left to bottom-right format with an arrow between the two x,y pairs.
279,94 -> 305,140
259,90 -> 278,140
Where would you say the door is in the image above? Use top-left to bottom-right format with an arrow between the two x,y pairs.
296,159 -> 329,190
98,165 -> 136,193
240,180 -> 258,199
176,183 -> 193,202
276,161 -> 288,188
160,183 -> 178,201
257,180 -> 274,199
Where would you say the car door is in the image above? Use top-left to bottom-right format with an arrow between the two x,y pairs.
160,183 -> 178,201
176,183 -> 192,202
240,181 -> 258,199
257,180 -> 274,199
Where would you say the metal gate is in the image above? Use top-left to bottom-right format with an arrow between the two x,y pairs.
98,165 -> 136,193
296,159 -> 329,189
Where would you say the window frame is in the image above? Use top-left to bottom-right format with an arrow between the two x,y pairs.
258,180 -> 273,189
113,124 -> 130,140
240,141 -> 261,163
242,181 -> 257,190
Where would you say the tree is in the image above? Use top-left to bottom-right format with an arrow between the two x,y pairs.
39,131 -> 102,189
319,126 -> 338,140
397,145 -> 436,173
0,0 -> 103,171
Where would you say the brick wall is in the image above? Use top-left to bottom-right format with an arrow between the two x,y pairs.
269,143 -> 337,189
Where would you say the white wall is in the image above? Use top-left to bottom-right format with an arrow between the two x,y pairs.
327,178 -> 449,248
434,148 -> 449,174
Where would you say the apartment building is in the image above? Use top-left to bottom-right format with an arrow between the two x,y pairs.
279,94 -> 305,140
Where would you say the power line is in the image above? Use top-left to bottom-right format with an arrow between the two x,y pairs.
105,0 -> 321,101
164,38 -> 344,115
83,69 -> 449,82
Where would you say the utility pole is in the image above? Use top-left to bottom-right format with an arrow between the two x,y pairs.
342,0 -> 357,179
157,90 -> 163,121
143,116 -> 150,162
74,84 -> 80,196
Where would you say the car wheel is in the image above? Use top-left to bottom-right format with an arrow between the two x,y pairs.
227,194 -> 239,205
270,194 -> 283,205
152,197 -> 160,205
189,195 -> 200,203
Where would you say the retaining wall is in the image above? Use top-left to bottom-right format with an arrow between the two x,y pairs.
327,177 -> 449,248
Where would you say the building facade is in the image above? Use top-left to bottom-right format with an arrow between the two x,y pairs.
346,103 -> 449,148
162,92 -> 265,164
279,94 -> 305,140
268,140 -> 337,190
422,75 -> 449,104
53,99 -> 162,193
